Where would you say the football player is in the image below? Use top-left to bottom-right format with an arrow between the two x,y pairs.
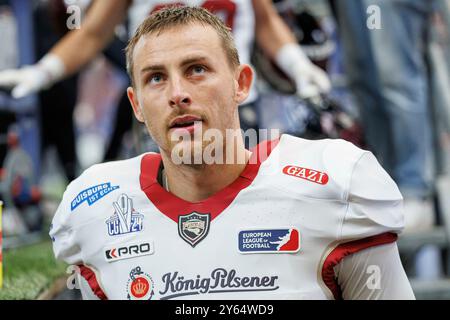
50,7 -> 414,300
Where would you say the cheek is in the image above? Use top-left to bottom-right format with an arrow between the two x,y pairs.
213,83 -> 237,120
206,78 -> 235,108
140,97 -> 165,131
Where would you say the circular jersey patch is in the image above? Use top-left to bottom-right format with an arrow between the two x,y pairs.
126,266 -> 155,300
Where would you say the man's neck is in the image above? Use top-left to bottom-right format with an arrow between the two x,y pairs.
160,147 -> 252,202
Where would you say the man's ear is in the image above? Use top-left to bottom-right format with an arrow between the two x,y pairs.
127,86 -> 145,123
234,64 -> 253,105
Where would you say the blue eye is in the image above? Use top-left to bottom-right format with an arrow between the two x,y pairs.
149,74 -> 163,84
192,65 -> 206,75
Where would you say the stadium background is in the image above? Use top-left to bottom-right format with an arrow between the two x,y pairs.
0,0 -> 449,299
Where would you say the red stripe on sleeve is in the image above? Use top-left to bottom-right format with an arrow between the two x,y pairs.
78,265 -> 108,300
321,232 -> 398,300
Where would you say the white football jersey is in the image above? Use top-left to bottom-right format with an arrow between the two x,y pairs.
50,134 -> 406,300
128,0 -> 257,102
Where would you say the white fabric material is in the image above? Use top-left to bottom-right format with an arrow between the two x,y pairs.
77,273 -> 101,300
342,150 -> 405,239
335,243 -> 415,300
50,134 -> 410,300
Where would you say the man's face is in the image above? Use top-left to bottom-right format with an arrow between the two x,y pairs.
127,23 -> 251,159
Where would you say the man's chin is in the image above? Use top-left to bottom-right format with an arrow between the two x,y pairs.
168,139 -> 204,165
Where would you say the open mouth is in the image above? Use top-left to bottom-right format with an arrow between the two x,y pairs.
169,116 -> 202,130
171,121 -> 197,128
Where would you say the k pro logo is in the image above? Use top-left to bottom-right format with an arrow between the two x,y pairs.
71,182 -> 119,211
105,241 -> 154,262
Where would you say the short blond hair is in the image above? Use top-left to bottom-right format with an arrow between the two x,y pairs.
126,6 -> 240,86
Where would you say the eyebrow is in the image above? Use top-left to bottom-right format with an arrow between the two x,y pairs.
140,56 -> 210,75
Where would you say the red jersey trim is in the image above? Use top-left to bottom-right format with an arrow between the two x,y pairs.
78,265 -> 108,300
321,232 -> 398,300
139,139 -> 279,223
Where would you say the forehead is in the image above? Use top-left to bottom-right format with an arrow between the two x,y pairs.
133,23 -> 226,68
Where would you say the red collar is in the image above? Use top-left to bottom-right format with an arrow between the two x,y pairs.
139,139 -> 279,222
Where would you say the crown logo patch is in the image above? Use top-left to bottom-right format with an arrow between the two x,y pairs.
126,266 -> 155,300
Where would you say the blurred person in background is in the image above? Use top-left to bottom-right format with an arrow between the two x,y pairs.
34,0 -> 141,176
330,0 -> 449,234
0,0 -> 43,235
34,0 -> 79,182
251,1 -> 367,149
0,0 -> 331,155
329,0 -> 450,280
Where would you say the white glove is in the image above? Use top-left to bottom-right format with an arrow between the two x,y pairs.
275,43 -> 331,99
0,54 -> 65,99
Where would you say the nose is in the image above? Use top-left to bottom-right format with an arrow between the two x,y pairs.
168,75 -> 192,109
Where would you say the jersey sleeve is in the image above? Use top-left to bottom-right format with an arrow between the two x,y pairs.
321,150 -> 411,300
49,180 -> 83,266
77,274 -> 101,300
341,151 -> 405,239
334,242 -> 415,299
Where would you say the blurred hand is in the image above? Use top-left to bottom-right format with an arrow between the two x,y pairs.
276,43 -> 331,99
0,66 -> 51,99
291,60 -> 331,99
0,54 -> 65,99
